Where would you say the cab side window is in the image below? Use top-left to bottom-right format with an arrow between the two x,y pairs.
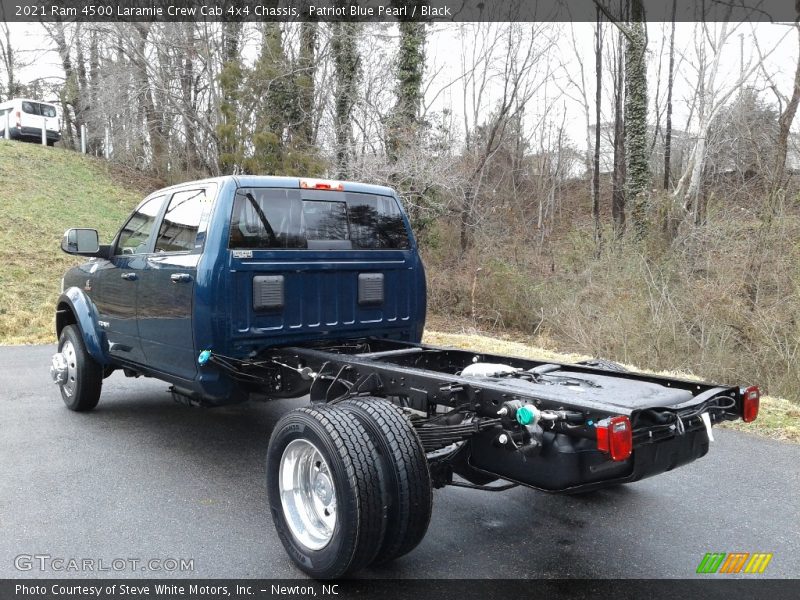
115,195 -> 164,255
154,189 -> 206,253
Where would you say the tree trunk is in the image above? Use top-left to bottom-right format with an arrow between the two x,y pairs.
663,0 -> 676,190
297,7 -> 317,148
0,23 -> 19,100
47,22 -> 77,149
611,27 -> 626,237
73,24 -> 93,152
592,8 -> 603,251
771,22 -> 800,202
460,183 -> 474,253
216,21 -> 243,173
332,22 -> 359,179
88,27 -> 101,155
625,0 -> 650,238
132,23 -> 166,172
181,22 -> 199,173
387,9 -> 425,163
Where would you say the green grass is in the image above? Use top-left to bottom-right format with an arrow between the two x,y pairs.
0,140 -> 149,344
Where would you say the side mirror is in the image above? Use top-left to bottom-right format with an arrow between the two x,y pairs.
61,228 -> 100,255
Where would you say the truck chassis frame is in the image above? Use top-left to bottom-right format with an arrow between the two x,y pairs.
203,338 -> 745,494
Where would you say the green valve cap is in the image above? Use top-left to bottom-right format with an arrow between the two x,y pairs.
516,405 -> 536,425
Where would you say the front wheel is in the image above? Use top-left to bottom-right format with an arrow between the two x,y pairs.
266,406 -> 386,579
54,325 -> 102,411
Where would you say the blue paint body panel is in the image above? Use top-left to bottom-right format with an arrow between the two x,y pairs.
56,287 -> 109,365
58,176 -> 427,405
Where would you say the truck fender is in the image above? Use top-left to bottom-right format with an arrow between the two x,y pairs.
55,288 -> 110,365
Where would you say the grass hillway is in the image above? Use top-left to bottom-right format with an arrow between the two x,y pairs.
0,140 -> 795,442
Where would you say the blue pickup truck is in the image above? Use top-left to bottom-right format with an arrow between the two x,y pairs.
53,176 -> 760,579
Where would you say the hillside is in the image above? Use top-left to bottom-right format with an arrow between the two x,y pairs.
0,140 -> 151,344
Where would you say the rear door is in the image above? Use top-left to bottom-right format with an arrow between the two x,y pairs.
93,194 -> 166,365
137,186 -> 215,380
21,101 -> 58,133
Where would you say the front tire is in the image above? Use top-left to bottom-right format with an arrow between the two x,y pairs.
266,406 -> 386,579
57,325 -> 102,412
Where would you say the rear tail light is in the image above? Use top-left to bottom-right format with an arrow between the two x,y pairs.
299,178 -> 344,191
15,111 -> 21,128
742,385 -> 760,423
596,415 -> 633,461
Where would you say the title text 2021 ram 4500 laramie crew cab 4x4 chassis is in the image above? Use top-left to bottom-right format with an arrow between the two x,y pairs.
52,176 -> 760,579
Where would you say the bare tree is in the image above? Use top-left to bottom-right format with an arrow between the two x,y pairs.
131,23 -> 167,172
595,0 -> 650,237
558,20 -> 601,251
0,22 -> 19,100
673,16 -> 790,224
43,21 -> 77,148
768,22 -> 800,199
457,22 -> 555,251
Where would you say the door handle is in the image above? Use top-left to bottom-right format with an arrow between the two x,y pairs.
170,273 -> 192,283
121,273 -> 137,281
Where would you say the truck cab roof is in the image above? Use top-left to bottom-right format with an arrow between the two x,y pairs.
157,175 -> 397,198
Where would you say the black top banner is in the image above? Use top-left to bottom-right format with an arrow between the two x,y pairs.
0,0 -> 798,23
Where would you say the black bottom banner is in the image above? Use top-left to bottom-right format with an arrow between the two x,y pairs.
2,579 -> 799,600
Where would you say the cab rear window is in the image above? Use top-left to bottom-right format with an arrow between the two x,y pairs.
229,188 -> 410,250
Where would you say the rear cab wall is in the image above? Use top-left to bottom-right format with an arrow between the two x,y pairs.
192,176 -> 426,371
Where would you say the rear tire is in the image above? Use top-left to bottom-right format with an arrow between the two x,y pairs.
266,406 -> 386,579
57,325 -> 102,412
340,397 -> 433,564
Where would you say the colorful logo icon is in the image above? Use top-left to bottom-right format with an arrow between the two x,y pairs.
696,552 -> 773,574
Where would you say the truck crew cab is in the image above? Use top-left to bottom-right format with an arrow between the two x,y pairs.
53,176 -> 760,579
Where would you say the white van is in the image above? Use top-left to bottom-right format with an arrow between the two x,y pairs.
0,98 -> 61,146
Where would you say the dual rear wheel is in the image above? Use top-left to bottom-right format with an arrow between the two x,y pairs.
266,398 -> 432,579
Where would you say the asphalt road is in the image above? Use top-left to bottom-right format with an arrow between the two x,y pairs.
1,344 -> 798,579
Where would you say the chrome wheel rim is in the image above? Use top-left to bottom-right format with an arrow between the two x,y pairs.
279,439 -> 337,550
61,340 -> 77,398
